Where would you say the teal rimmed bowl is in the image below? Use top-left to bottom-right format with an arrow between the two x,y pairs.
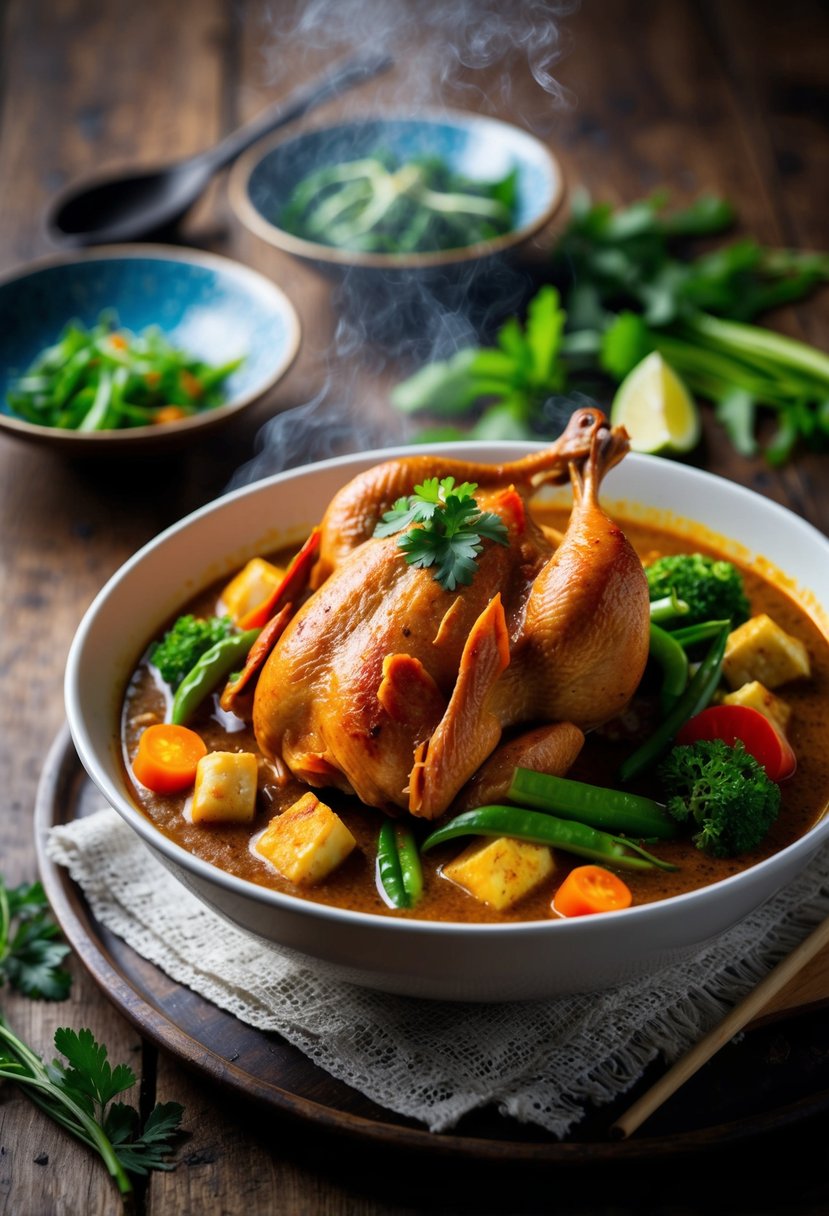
0,245 -> 301,452
228,111 -> 564,277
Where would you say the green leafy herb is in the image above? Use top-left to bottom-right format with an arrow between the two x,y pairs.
0,1018 -> 184,1199
390,192 -> 829,463
0,877 -> 71,1000
0,871 -> 186,1199
391,285 -> 568,439
279,152 -> 517,255
6,311 -> 244,432
374,476 -> 509,590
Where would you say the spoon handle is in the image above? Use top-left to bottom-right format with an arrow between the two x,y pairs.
203,50 -> 395,172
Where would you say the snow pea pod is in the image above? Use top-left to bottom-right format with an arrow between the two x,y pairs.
649,622 -> 689,713
421,806 -> 677,872
170,628 -> 260,726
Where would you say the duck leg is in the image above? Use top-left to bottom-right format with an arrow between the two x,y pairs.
495,426 -> 651,730
312,407 -> 606,585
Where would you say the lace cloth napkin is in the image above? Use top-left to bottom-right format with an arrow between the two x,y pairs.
46,810 -> 829,1138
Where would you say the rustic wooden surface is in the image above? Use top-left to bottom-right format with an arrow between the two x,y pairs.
1,1 -> 828,1213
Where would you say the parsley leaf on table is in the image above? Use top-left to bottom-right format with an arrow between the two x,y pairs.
374,476 -> 509,591
0,877 -> 71,1000
0,1017 -> 184,1200
0,873 -> 186,1201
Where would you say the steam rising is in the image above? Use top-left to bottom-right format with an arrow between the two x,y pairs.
263,0 -> 578,109
229,0 -> 580,490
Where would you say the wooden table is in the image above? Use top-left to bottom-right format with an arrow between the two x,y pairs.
2,1 -> 828,1212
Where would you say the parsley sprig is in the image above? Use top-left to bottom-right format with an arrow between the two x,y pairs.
374,476 -> 509,590
0,873 -> 185,1202
0,877 -> 71,1000
0,1020 -> 184,1198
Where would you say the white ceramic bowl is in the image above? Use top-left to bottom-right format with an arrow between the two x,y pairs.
64,444 -> 829,1001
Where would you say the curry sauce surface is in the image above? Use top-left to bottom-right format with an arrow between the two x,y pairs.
121,509 -> 829,923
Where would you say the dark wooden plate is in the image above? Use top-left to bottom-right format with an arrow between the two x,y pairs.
34,725 -> 829,1163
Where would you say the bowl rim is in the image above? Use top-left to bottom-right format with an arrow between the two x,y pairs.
64,441 -> 829,942
228,108 -> 566,271
0,243 -> 302,447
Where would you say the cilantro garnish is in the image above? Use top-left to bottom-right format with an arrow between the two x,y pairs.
374,476 -> 509,591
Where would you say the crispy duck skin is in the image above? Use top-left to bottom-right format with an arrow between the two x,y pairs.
251,408 -> 650,818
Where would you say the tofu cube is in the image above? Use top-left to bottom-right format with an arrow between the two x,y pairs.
722,680 -> 792,733
255,792 -> 356,886
722,613 -> 811,690
191,751 -> 258,824
442,837 -> 554,911
219,557 -> 285,623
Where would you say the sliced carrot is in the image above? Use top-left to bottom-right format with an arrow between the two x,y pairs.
132,723 -> 207,795
676,703 -> 796,782
179,369 -> 204,399
108,332 -> 129,351
153,404 -> 190,425
553,865 -> 633,917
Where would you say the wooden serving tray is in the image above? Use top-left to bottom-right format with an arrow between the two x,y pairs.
34,726 -> 829,1162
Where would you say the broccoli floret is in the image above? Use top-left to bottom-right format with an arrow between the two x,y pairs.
658,738 -> 780,858
645,553 -> 750,627
149,613 -> 233,689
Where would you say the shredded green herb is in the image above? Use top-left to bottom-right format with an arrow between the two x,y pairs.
6,311 -> 244,431
279,152 -> 518,254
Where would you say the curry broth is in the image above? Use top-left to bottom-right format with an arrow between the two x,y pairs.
120,507 -> 829,924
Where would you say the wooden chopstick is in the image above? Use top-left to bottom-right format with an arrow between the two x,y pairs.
611,911 -> 829,1139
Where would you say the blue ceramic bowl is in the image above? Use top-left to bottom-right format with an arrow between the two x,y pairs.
229,111 -> 564,275
0,246 -> 301,451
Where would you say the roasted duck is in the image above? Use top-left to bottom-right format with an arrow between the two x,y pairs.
242,407 -> 650,819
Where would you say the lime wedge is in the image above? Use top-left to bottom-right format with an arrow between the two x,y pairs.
610,352 -> 701,455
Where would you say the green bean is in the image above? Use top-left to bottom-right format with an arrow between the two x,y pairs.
170,628 -> 260,726
395,824 -> 424,904
376,822 -> 424,908
421,806 -> 677,872
506,769 -> 678,839
619,623 -> 730,782
280,154 -> 517,255
77,367 -> 114,432
667,619 -> 732,649
649,622 -> 690,713
376,821 -> 408,908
